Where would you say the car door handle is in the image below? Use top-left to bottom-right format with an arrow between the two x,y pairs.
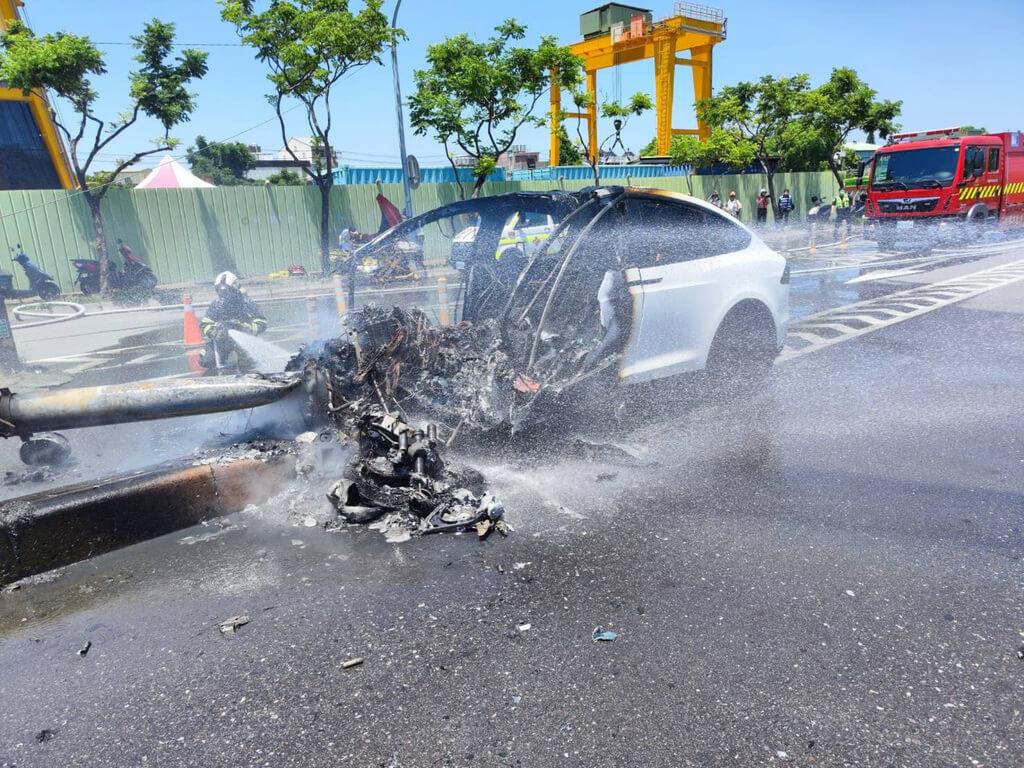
627,277 -> 663,287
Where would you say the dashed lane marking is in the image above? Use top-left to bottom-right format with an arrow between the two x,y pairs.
780,257 -> 1024,362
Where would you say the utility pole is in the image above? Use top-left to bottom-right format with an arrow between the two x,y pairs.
390,0 -> 413,220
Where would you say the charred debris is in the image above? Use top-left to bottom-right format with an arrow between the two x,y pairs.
4,188 -> 643,540
283,188 -> 642,538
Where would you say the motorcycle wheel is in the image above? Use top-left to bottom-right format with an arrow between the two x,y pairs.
138,270 -> 158,291
38,280 -> 61,301
79,276 -> 100,295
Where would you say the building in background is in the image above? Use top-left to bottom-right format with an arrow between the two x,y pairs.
246,145 -> 311,182
0,0 -> 77,190
497,145 -> 544,172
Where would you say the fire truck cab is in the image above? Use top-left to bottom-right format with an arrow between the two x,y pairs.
863,127 -> 1024,250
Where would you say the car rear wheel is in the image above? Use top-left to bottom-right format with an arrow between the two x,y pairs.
705,304 -> 778,392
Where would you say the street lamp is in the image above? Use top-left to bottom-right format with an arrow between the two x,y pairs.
391,0 -> 414,220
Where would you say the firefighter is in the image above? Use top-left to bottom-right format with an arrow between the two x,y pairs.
200,272 -> 267,370
833,191 -> 852,238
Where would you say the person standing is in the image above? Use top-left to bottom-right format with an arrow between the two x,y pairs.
725,191 -> 742,219
777,189 -> 795,225
756,189 -> 770,226
707,191 -> 722,208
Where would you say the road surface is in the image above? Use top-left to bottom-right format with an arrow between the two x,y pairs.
1,237 -> 1023,767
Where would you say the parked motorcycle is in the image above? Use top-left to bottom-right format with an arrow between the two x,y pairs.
10,245 -> 61,300
807,196 -> 833,223
71,239 -> 158,296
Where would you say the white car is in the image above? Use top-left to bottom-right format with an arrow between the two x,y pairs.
355,186 -> 789,397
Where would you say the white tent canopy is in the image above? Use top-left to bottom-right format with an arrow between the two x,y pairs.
135,154 -> 216,189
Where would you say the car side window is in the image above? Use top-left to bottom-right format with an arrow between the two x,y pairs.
988,148 -> 1000,173
626,198 -> 750,267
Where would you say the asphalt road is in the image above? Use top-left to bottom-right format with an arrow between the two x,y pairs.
1,241 -> 1023,767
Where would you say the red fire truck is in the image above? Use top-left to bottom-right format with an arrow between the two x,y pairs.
862,127 -> 1024,250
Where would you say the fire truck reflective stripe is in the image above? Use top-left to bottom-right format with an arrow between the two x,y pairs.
959,188 -> 977,200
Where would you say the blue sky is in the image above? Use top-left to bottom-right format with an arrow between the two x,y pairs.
22,0 -> 1024,171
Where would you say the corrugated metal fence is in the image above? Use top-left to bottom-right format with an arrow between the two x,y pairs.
0,171 -> 837,291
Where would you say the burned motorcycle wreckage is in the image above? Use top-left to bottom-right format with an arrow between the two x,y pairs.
279,187 -> 642,536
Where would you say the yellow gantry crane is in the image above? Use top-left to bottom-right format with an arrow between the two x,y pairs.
550,2 -> 727,166
0,0 -> 78,189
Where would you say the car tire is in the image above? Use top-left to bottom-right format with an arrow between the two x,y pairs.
705,304 -> 778,392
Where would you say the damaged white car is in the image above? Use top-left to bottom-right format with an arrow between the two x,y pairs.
303,185 -> 791,450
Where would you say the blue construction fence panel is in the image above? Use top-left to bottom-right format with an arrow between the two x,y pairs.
333,165 -> 506,186
508,165 -> 692,181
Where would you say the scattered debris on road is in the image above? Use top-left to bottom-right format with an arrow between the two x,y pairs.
35,729 -> 56,743
218,615 -> 250,635
592,626 -> 619,642
341,657 -> 364,669
77,640 -> 91,657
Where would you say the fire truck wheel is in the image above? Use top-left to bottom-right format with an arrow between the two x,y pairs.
965,205 -> 989,242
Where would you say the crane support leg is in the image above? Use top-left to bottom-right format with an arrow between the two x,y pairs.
586,69 -> 599,165
690,45 -> 713,140
653,31 -> 677,156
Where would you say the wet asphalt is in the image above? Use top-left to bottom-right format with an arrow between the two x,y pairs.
1,243 -> 1024,767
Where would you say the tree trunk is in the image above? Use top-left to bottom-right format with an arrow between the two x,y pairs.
826,157 -> 845,191
472,174 -> 487,199
85,191 -> 112,296
761,161 -> 779,222
319,181 -> 331,275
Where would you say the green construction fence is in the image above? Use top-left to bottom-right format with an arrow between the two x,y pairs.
0,171 -> 838,292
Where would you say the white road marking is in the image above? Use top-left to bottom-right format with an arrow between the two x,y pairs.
781,257 -> 1024,362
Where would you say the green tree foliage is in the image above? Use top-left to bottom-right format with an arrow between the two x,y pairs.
696,75 -> 810,213
566,91 -> 652,183
557,125 -> 583,166
222,0 -> 401,273
265,169 -> 306,185
639,136 -> 658,157
409,19 -> 582,198
0,19 -> 207,293
186,135 -> 256,185
795,67 -> 901,187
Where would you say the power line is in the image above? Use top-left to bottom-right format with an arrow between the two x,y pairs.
94,41 -> 246,48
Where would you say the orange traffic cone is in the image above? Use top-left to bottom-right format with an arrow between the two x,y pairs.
183,294 -> 203,347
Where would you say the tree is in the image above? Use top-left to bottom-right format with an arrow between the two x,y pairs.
0,19 -> 208,294
221,0 -> 401,274
409,19 -> 581,199
798,68 -> 901,188
668,131 -> 755,196
265,168 -> 305,185
696,75 -> 809,215
556,125 -> 583,166
187,135 -> 256,185
566,91 -> 652,184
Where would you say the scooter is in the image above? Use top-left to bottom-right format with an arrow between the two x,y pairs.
71,239 -> 158,295
807,196 -> 833,223
10,245 -> 61,300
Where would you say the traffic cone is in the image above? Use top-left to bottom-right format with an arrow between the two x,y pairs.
183,294 -> 203,347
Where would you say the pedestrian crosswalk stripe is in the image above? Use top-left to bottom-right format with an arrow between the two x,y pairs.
780,256 -> 1024,362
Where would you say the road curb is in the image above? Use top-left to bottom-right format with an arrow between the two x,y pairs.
0,454 -> 296,586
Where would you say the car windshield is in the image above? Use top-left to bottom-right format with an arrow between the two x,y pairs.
870,146 -> 960,188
